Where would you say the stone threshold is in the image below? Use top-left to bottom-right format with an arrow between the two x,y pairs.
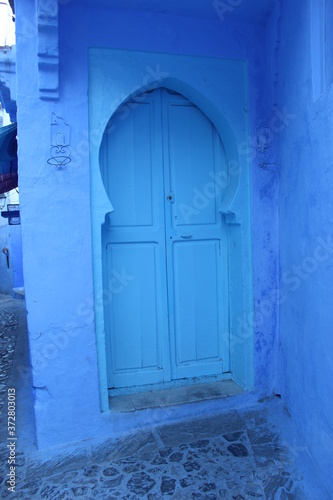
109,379 -> 244,412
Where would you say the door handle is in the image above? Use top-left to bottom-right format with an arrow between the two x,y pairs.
181,234 -> 192,239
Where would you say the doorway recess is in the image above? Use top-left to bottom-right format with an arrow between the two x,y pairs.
100,88 -> 230,393
88,47 -> 254,412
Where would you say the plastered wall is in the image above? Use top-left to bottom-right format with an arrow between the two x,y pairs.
276,0 -> 333,492
15,0 -> 279,448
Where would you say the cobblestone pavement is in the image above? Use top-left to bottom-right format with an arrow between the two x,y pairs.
0,295 -> 330,499
0,295 -> 18,417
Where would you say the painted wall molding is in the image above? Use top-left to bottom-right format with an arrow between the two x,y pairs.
37,0 -> 59,101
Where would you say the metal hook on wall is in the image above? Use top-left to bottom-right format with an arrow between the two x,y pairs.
47,113 -> 72,168
2,246 -> 9,268
255,121 -> 280,169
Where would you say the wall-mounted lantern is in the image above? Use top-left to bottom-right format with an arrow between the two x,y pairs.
47,113 -> 71,168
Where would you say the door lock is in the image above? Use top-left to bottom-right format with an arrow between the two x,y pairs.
166,192 -> 174,203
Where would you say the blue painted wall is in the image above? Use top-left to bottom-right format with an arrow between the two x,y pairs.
62,2 -> 278,403
0,196 -> 23,295
275,0 -> 333,492
0,217 -> 13,294
15,0 -> 279,448
10,223 -> 24,290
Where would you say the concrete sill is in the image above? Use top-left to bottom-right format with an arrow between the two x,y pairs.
109,380 -> 244,413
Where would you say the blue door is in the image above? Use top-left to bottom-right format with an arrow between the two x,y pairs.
101,88 -> 229,390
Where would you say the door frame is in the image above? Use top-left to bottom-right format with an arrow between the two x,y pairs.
88,48 -> 254,412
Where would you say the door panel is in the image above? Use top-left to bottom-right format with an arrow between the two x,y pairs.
102,88 -> 229,390
106,242 -> 164,387
103,102 -> 155,228
167,102 -> 218,227
102,93 -> 169,388
162,91 -> 230,379
172,240 -> 223,372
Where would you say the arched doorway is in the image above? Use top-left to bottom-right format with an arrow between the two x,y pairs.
100,88 -> 231,391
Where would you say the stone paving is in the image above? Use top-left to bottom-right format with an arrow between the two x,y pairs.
0,294 -> 330,499
0,296 -> 18,417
